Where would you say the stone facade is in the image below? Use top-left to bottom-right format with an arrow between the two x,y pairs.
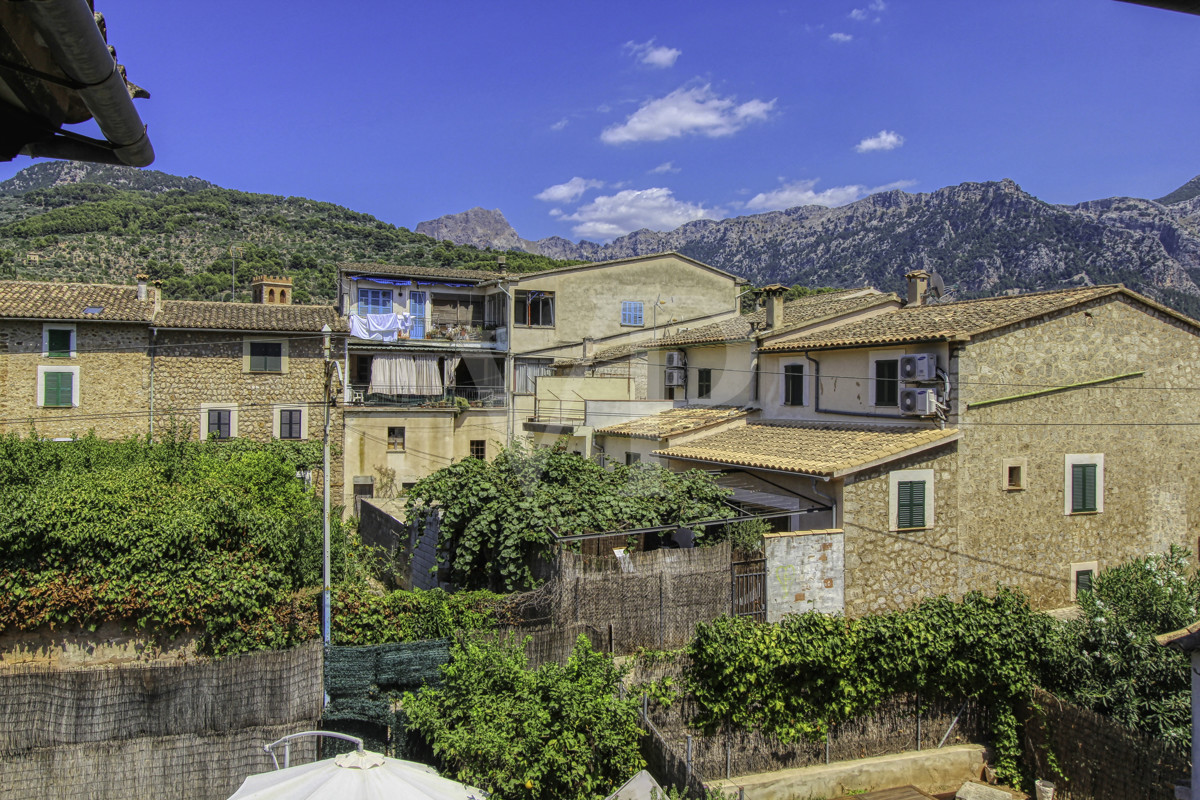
0,320 -> 152,440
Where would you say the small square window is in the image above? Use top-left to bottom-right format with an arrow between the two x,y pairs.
1070,561 -> 1099,602
47,329 -> 73,359
388,426 -> 406,451
1007,465 -> 1022,489
279,409 -> 303,440
249,342 -> 283,372
469,440 -> 486,460
697,368 -> 712,399
358,288 -> 393,316
625,452 -> 641,466
621,301 -> 644,326
207,409 -> 231,439
42,370 -> 74,407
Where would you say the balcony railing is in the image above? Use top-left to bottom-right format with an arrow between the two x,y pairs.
418,315 -> 503,343
347,383 -> 506,409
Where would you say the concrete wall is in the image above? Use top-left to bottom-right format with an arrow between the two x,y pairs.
0,320 -> 152,439
676,342 -> 756,406
341,407 -> 507,508
764,530 -> 845,620
511,254 -> 739,357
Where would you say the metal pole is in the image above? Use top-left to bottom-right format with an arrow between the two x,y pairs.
686,734 -> 693,778
322,325 -> 332,648
916,692 -> 922,751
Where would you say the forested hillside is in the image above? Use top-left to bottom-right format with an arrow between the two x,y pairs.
0,162 -> 579,304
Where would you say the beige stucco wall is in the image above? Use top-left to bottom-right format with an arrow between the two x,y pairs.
342,407 -> 507,508
657,342 -> 756,406
510,255 -> 740,357
0,320 -> 152,439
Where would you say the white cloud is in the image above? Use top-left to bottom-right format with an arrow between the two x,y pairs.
855,130 -> 905,152
601,85 -> 776,145
829,32 -> 853,43
550,118 -> 569,131
558,187 -> 721,241
534,177 -> 605,203
850,0 -> 886,21
744,178 -> 915,211
650,161 -> 680,174
624,39 -> 681,68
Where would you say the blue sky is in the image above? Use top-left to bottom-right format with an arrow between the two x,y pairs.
3,1 -> 1198,242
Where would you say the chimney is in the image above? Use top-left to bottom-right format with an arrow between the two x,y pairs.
136,273 -> 148,301
582,337 -> 595,359
152,280 -> 163,314
251,275 -> 293,305
906,270 -> 930,306
761,284 -> 787,330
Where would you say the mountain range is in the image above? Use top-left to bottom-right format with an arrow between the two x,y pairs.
418,177 -> 1200,317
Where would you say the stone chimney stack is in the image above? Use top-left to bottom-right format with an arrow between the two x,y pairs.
136,273 -> 148,301
906,269 -> 930,306
582,337 -> 595,359
761,284 -> 788,330
251,275 -> 294,305
152,280 -> 163,314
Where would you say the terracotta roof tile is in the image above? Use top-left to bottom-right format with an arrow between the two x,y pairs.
651,289 -> 893,348
760,286 -> 1125,352
596,405 -> 755,440
339,263 -> 502,282
654,422 -> 960,477
0,281 -> 154,322
155,301 -> 348,332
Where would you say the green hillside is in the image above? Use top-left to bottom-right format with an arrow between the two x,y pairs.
1155,175 -> 1200,206
0,163 -> 579,304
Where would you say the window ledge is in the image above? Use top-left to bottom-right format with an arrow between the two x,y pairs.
1068,510 -> 1101,516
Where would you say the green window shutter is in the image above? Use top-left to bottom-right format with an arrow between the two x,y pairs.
249,342 -> 282,372
47,329 -> 72,358
1075,569 -> 1094,596
1072,463 -> 1097,512
44,371 -> 72,406
897,480 -> 926,529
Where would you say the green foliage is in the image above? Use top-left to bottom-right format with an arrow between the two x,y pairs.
0,432 -> 343,655
1040,547 -> 1197,751
721,516 -> 771,556
332,586 -> 515,645
404,634 -> 645,800
685,588 -> 1053,786
404,441 -> 735,592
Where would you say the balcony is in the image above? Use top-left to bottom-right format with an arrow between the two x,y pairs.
347,383 -> 506,409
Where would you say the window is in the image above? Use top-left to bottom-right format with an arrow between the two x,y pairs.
1003,457 -> 1027,491
1065,454 -> 1104,515
1070,561 -> 1099,602
387,426 -> 406,451
42,323 -> 76,358
207,409 -> 232,439
37,365 -> 79,407
697,368 -> 712,399
621,301 -> 644,326
783,364 -> 805,406
243,339 -> 288,373
201,404 -> 238,439
470,440 -> 486,460
626,452 -> 641,466
513,358 -> 554,394
874,359 -> 899,407
279,409 -> 303,440
41,370 -> 74,407
357,287 -> 393,316
890,468 -> 934,531
515,290 -> 554,326
249,341 -> 283,372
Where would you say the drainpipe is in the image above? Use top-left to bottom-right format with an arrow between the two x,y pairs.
18,0 -> 155,166
148,326 -> 155,438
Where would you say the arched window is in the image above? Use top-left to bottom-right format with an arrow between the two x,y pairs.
268,289 -> 276,302
280,289 -> 287,303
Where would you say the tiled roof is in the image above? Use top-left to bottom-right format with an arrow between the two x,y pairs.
596,406 -> 755,440
653,422 -> 960,478
339,263 -> 502,283
0,281 -> 154,322
653,289 -> 893,348
155,301 -> 348,332
759,286 -> 1126,352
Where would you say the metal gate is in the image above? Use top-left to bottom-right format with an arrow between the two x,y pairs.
731,557 -> 766,622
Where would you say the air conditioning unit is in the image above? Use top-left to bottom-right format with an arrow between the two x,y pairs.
900,353 -> 938,382
665,368 -> 686,387
900,388 -> 938,416
665,350 -> 685,368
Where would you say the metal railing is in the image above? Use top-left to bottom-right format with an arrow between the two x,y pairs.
532,396 -> 586,424
347,383 -> 506,408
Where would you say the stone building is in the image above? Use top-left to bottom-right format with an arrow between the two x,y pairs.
0,275 -> 347,496
607,277 -> 1200,617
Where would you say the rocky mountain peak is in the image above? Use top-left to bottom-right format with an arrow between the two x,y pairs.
0,161 -> 213,196
415,207 -> 534,251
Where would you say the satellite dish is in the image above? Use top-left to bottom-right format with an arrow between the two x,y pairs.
927,272 -> 945,301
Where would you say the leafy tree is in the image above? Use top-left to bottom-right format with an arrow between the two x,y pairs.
403,441 -> 735,592
404,634 -> 644,800
1040,546 -> 1197,750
